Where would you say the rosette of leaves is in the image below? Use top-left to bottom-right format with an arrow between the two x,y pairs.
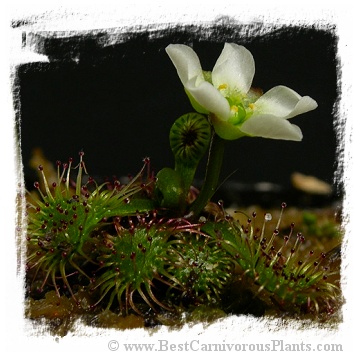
167,231 -> 235,307
26,152 -> 153,302
202,204 -> 341,315
89,213 -> 203,315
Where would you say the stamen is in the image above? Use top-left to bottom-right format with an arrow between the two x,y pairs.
218,84 -> 228,90
231,105 -> 239,113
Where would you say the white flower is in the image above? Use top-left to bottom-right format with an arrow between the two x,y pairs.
166,43 -> 318,141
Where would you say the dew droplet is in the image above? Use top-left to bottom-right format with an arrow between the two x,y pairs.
264,213 -> 272,221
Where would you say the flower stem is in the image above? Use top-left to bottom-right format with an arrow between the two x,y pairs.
188,130 -> 225,219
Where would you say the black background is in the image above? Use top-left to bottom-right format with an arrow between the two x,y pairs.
14,22 -> 339,206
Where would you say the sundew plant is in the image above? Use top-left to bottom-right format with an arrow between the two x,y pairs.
25,41 -> 342,333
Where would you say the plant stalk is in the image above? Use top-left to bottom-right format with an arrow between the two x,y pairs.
188,130 -> 225,219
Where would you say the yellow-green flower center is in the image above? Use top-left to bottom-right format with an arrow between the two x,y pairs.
202,71 -> 261,126
217,83 -> 257,125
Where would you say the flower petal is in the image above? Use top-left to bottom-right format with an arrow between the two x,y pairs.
165,44 -> 204,86
240,114 -> 303,141
185,77 -> 231,120
212,43 -> 255,93
254,85 -> 318,119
